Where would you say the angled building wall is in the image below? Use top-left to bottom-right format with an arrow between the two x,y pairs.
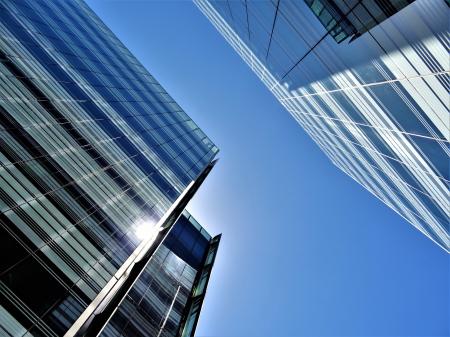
0,0 -> 219,336
195,0 -> 449,252
100,211 -> 221,337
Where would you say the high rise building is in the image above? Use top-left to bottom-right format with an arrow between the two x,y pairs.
0,0 -> 220,336
100,211 -> 220,337
195,0 -> 449,252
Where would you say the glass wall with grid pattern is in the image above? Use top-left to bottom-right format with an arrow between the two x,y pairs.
196,0 -> 449,252
0,0 -> 218,336
100,211 -> 218,337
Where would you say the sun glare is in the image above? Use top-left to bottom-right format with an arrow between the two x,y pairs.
135,219 -> 158,241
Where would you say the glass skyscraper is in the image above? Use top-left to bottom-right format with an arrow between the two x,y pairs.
195,0 -> 449,252
100,211 -> 220,337
0,0 -> 219,336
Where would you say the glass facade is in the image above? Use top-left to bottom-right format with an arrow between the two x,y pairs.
303,0 -> 415,43
0,0 -> 219,336
195,0 -> 449,251
100,211 -> 220,337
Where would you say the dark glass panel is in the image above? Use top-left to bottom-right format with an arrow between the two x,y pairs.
1,255 -> 66,316
0,225 -> 29,275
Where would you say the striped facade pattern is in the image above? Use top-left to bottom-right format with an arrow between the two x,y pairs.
101,211 -> 219,337
195,0 -> 449,251
0,0 -> 217,336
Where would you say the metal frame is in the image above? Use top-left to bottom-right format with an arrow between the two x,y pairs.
176,234 -> 221,337
64,159 -> 217,337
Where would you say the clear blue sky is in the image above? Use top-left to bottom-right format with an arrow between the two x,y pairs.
86,1 -> 448,336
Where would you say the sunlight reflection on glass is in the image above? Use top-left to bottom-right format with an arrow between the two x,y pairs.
134,218 -> 158,242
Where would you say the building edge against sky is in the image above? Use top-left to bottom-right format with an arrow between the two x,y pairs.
0,0 -> 220,336
99,210 -> 221,337
195,0 -> 449,252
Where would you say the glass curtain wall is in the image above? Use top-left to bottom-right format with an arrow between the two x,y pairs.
0,0 -> 218,336
195,0 -> 449,251
100,211 -> 220,337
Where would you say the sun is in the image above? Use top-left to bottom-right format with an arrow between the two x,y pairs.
134,219 -> 158,241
